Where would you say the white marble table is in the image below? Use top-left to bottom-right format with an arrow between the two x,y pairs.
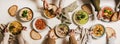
0,0 -> 120,44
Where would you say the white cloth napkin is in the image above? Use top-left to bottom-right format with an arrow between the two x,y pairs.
108,37 -> 116,44
75,26 -> 92,44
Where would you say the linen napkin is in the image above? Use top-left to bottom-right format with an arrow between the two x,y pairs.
57,1 -> 78,25
75,26 -> 92,44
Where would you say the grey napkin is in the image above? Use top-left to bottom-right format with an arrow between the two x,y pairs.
64,1 -> 78,12
8,35 -> 19,44
0,24 -> 5,42
0,31 -> 3,42
57,1 -> 78,25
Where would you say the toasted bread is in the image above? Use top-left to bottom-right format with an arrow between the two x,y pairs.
30,30 -> 41,40
111,12 -> 118,22
106,27 -> 116,38
8,5 -> 18,17
81,4 -> 93,15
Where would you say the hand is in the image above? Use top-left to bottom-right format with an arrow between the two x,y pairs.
54,7 -> 62,15
57,7 -> 62,14
22,26 -> 27,31
3,28 -> 10,44
69,30 -> 75,37
97,10 -> 102,20
42,0 -> 49,9
48,29 -> 57,39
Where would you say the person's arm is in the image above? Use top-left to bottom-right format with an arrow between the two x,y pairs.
1,30 -> 10,44
55,0 -> 62,15
69,30 -> 77,44
69,36 -> 77,44
17,26 -> 28,44
42,0 -> 49,9
47,37 -> 56,44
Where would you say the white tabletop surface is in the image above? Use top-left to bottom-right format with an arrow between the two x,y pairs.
0,0 -> 120,44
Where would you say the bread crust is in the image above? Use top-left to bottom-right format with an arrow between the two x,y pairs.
8,5 -> 18,17
30,30 -> 41,40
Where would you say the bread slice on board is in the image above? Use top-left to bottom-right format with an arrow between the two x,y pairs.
30,30 -> 41,40
8,5 -> 18,17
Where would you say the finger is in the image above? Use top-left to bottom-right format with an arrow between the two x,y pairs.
5,28 -> 8,33
70,29 -> 73,33
48,29 -> 54,36
22,26 -> 27,31
71,30 -> 73,32
42,0 -> 45,1
44,2 -> 49,9
89,31 -> 93,35
72,30 -> 74,32
3,33 -> 10,44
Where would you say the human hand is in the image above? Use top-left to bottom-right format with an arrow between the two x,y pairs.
3,28 -> 10,44
54,7 -> 62,15
42,0 -> 49,9
48,29 -> 57,39
69,30 -> 75,37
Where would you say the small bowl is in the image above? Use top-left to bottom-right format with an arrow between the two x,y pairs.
98,6 -> 114,22
18,7 -> 33,22
54,24 -> 69,38
90,24 -> 105,39
43,4 -> 58,19
32,17 -> 47,32
72,10 -> 89,26
7,21 -> 23,35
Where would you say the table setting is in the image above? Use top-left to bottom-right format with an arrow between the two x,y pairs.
0,0 -> 120,44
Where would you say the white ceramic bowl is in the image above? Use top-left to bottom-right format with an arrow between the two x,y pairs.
32,17 -> 47,32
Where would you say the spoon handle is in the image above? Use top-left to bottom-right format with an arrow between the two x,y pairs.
47,24 -> 52,30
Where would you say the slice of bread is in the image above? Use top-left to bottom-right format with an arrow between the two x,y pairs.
8,5 -> 18,17
111,12 -> 118,22
81,4 -> 93,15
106,27 -> 116,38
30,30 -> 41,40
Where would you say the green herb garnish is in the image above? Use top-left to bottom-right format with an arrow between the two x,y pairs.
108,11 -> 112,14
22,10 -> 28,17
9,26 -> 15,31
104,10 -> 109,13
104,9 -> 112,14
77,14 -> 85,20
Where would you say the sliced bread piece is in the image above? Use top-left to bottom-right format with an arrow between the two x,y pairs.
30,30 -> 41,40
106,27 -> 116,38
111,12 -> 118,22
8,5 -> 18,17
81,4 -> 93,15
